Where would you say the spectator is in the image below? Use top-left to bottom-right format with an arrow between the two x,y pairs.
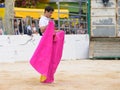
18,19 -> 23,34
0,28 -> 3,35
26,20 -> 38,35
31,20 -> 38,34
14,19 -> 19,35
77,23 -> 86,34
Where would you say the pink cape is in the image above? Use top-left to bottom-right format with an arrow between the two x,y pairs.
30,21 -> 65,83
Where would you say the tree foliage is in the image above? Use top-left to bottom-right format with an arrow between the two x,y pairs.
15,0 -> 50,8
0,0 -> 4,3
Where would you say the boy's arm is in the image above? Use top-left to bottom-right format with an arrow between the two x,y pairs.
39,26 -> 47,33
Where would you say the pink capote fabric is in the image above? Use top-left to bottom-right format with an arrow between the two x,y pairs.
30,21 -> 65,83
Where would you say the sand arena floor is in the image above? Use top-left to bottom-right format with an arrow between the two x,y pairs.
0,60 -> 120,90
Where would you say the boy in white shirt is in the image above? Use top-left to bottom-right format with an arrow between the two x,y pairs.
30,6 -> 65,83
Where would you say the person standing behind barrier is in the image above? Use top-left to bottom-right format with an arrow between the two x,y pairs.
0,20 -> 4,35
26,20 -> 38,35
0,28 -> 3,35
77,23 -> 86,34
31,20 -> 38,34
18,19 -> 23,34
30,6 -> 65,83
14,19 -> 19,35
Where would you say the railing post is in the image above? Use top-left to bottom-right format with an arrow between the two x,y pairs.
57,0 -> 60,30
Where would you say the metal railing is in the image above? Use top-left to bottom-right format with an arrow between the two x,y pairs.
57,0 -> 88,34
11,17 -> 40,35
1,1 -> 89,35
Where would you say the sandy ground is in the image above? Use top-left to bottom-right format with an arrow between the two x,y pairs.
0,60 -> 120,90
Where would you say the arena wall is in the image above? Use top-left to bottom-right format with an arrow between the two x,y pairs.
0,34 -> 89,62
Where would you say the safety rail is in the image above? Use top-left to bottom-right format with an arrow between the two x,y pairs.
57,0 -> 88,34
0,0 -> 89,35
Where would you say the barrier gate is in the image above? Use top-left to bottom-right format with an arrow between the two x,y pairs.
90,0 -> 120,59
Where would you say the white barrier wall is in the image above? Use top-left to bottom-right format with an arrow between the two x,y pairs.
0,34 -> 89,62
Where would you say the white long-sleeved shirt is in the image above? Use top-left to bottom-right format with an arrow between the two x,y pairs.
39,15 -> 50,27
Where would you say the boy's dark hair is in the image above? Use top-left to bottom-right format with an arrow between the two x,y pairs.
45,6 -> 54,12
